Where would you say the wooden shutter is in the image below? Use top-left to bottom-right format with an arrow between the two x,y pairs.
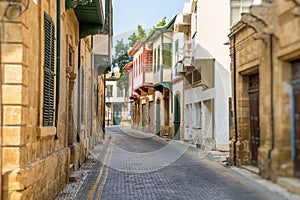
43,12 -> 55,126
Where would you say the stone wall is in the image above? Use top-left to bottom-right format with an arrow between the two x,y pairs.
1,0 -> 106,199
229,0 -> 300,182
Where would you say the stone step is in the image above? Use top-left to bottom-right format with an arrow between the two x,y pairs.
69,171 -> 83,183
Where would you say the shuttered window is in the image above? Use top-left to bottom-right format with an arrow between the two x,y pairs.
43,12 -> 55,126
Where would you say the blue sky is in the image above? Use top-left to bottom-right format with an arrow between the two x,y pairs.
112,0 -> 189,36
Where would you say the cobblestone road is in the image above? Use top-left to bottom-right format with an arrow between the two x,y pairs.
72,126 -> 292,200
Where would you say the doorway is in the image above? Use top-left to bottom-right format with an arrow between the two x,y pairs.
249,74 -> 260,166
174,94 -> 181,140
142,104 -> 146,132
292,60 -> 300,178
156,99 -> 161,136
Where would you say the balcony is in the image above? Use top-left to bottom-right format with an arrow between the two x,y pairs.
133,64 -> 154,96
174,13 -> 191,33
153,64 -> 172,92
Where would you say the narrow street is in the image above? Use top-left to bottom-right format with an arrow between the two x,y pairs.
67,126 -> 288,200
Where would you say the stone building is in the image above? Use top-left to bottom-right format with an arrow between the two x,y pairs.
0,0 -> 112,199
229,0 -> 300,193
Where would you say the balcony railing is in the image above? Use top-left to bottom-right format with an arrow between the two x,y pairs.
133,64 -> 153,90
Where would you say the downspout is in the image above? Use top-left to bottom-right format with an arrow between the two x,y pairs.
55,0 -> 61,140
103,75 -> 106,136
77,41 -> 81,142
90,36 -> 93,137
268,34 -> 274,176
233,34 -> 238,165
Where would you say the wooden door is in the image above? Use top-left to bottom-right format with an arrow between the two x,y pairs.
249,91 -> 260,166
142,104 -> 146,132
293,85 -> 300,178
174,94 -> 181,140
156,100 -> 161,136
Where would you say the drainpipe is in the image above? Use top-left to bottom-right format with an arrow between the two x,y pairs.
268,34 -> 274,178
90,36 -> 93,137
77,41 -> 81,142
103,75 -> 106,136
55,0 -> 61,140
233,34 -> 238,166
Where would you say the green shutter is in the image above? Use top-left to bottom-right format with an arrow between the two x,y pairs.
43,12 -> 55,126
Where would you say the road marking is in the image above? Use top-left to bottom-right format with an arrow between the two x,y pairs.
95,136 -> 115,200
87,135 -> 114,200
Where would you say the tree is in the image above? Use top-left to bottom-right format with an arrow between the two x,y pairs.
113,39 -> 132,73
156,16 -> 166,27
128,24 -> 147,47
147,16 -> 167,37
112,39 -> 132,92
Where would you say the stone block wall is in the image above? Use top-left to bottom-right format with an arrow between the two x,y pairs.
229,1 -> 300,182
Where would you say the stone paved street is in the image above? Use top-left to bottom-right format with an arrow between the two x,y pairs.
56,126 -> 300,200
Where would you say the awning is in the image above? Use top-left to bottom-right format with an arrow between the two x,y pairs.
66,0 -> 104,38
153,82 -> 172,93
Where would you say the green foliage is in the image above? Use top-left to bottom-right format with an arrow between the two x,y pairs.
116,71 -> 129,92
113,39 -> 132,74
147,16 -> 167,37
128,24 -> 147,47
156,16 -> 166,27
128,32 -> 138,47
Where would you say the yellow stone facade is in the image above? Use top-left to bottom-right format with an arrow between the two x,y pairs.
229,0 -> 300,185
0,1 -> 108,199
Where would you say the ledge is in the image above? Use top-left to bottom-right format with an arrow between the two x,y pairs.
37,126 -> 56,138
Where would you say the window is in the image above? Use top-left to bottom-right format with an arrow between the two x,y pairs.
107,85 -> 113,97
175,40 -> 179,64
230,0 -> 253,26
163,43 -> 172,68
194,102 -> 202,127
117,87 -> 123,97
157,45 -> 161,72
153,48 -> 157,73
43,12 -> 55,126
80,67 -> 85,124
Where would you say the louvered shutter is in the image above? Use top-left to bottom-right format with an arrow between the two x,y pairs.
43,12 -> 55,126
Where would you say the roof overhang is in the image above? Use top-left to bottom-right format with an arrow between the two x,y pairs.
153,82 -> 172,93
67,0 -> 104,38
128,39 -> 146,56
146,27 -> 172,44
123,61 -> 133,70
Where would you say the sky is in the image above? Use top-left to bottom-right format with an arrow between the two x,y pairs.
112,0 -> 189,36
